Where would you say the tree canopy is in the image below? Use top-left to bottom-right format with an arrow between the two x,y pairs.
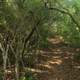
0,0 -> 80,80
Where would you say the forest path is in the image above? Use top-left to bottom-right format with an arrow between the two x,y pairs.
36,36 -> 80,80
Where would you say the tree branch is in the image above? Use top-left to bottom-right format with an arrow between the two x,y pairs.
44,1 -> 80,31
49,7 -> 80,29
21,20 -> 40,55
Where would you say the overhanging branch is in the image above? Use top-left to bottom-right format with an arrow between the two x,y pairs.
44,1 -> 80,31
49,7 -> 80,29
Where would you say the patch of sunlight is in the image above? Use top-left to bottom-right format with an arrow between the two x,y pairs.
25,67 -> 48,73
53,52 -> 59,54
59,36 -> 63,39
6,0 -> 12,6
59,36 -> 64,42
76,48 -> 80,51
74,66 -> 80,69
5,70 -> 12,73
53,51 -> 62,54
3,20 -> 7,24
38,64 -> 52,69
52,56 -> 61,59
40,50 -> 53,53
56,49 -> 61,52
48,38 -> 62,44
51,48 -> 61,52
48,59 -> 62,65
41,54 -> 50,58
64,57 -> 69,59
76,27 -> 79,31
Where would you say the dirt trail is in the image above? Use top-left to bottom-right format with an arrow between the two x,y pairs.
36,36 -> 80,80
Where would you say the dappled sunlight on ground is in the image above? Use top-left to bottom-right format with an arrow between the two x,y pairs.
37,64 -> 52,70
35,37 -> 80,80
25,67 -> 49,73
48,59 -> 63,65
47,36 -> 64,45
22,36 -> 80,80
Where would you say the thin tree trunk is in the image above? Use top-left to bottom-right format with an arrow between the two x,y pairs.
15,47 -> 19,80
2,44 -> 9,80
15,58 -> 19,80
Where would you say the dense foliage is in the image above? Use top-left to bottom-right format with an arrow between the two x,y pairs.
0,0 -> 80,80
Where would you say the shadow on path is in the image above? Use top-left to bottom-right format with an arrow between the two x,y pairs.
35,37 -> 80,80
